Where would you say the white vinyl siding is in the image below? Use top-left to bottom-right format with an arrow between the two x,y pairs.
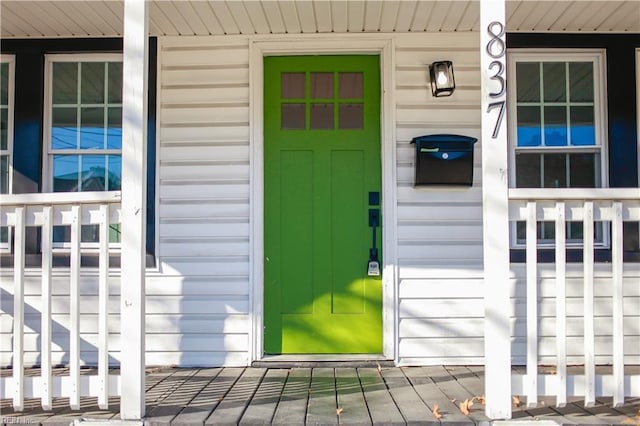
151,36 -> 251,366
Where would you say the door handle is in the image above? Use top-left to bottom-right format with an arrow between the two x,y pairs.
368,208 -> 380,276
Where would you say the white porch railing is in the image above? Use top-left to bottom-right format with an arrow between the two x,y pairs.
509,188 -> 640,408
0,191 -> 121,411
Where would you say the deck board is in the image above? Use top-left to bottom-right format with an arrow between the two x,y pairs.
271,368 -> 311,425
335,367 -> 371,425
358,367 -> 405,425
2,366 -> 640,425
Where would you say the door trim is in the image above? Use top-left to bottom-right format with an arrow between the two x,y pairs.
249,35 -> 398,363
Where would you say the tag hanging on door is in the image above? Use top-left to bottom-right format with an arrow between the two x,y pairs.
367,260 -> 380,276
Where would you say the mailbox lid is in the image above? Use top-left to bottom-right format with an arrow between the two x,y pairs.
411,134 -> 477,161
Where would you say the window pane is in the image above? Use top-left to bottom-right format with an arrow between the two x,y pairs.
0,226 -> 8,243
543,153 -> 566,188
0,62 -> 8,105
52,107 -> 78,150
281,104 -> 305,130
543,62 -> 566,102
570,106 -> 595,146
311,73 -> 333,99
515,153 -> 541,188
517,106 -> 541,146
569,153 -> 596,188
81,62 -> 105,104
310,103 -> 333,129
339,103 -> 363,129
0,108 -> 7,151
544,106 -> 567,146
108,62 -> 123,103
339,73 -> 363,98
80,107 -> 104,149
516,62 -> 540,102
52,62 -> 78,104
569,62 -> 593,102
108,155 -> 121,190
53,155 -> 79,192
107,107 -> 122,149
0,155 -> 8,194
80,155 -> 107,191
281,73 -> 305,99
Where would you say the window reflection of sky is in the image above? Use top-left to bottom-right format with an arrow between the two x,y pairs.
53,154 -> 121,192
52,126 -> 122,150
517,125 -> 595,147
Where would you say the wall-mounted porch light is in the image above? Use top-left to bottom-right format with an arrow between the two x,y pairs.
429,61 -> 455,97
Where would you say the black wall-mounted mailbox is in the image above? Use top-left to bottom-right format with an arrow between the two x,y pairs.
410,134 -> 478,186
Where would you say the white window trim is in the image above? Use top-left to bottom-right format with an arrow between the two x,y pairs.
507,49 -> 610,249
43,53 -> 123,193
1,55 -> 15,252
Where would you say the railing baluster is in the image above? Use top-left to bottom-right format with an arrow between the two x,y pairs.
41,206 -> 53,410
98,204 -> 110,409
526,201 -> 538,407
12,207 -> 25,411
555,202 -> 567,407
612,201 -> 624,406
583,201 -> 595,407
70,205 -> 81,410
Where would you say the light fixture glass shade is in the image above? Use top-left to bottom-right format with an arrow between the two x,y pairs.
429,61 -> 455,97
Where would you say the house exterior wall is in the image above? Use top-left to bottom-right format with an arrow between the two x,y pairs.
1,31 -> 639,368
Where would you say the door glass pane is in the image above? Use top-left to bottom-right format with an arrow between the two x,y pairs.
516,62 -> 540,102
81,62 -> 105,104
52,107 -> 78,150
80,107 -> 104,149
108,62 -> 123,103
310,103 -> 333,129
281,73 -> 305,99
544,106 -> 567,146
311,73 -> 333,99
569,62 -> 593,102
569,153 -> 596,187
339,103 -> 363,129
543,62 -> 566,102
570,106 -> 595,146
543,153 -> 566,188
281,104 -> 305,130
517,106 -> 541,146
339,73 -> 363,98
515,153 -> 541,188
52,62 -> 78,104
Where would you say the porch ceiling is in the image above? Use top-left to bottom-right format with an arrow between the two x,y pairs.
1,0 -> 639,38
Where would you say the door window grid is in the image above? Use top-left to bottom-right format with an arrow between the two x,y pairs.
45,54 -> 123,247
508,51 -> 607,248
280,72 -> 364,130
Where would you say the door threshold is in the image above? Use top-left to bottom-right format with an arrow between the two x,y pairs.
252,354 -> 394,368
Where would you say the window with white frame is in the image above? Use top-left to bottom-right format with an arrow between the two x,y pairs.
508,50 -> 608,247
45,54 -> 123,244
1,55 -> 14,248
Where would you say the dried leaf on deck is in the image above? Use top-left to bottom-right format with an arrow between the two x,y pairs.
337,408 -> 344,416
473,395 -> 486,405
460,399 -> 474,415
433,404 -> 443,420
512,396 -> 522,407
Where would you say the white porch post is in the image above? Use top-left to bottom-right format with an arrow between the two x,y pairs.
120,0 -> 148,419
480,0 -> 512,419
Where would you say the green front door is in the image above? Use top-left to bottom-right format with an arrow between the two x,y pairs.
264,55 -> 382,354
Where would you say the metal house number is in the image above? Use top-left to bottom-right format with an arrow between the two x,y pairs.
486,21 -> 506,139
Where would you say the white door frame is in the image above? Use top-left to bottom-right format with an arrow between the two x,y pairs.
248,35 -> 398,362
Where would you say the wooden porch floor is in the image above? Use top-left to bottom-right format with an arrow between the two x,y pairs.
2,366 -> 639,425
